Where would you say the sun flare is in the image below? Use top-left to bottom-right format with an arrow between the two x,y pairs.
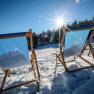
55,18 -> 64,27
44,11 -> 68,29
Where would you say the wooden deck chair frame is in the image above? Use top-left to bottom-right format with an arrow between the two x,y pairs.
56,28 -> 94,72
86,30 -> 94,56
0,29 -> 40,94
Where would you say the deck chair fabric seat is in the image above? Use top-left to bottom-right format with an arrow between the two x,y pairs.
0,37 -> 29,69
56,28 -> 94,72
63,30 -> 90,57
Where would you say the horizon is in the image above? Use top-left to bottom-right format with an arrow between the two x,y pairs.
0,0 -> 94,34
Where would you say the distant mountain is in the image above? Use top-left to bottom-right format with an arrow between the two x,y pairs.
0,50 -> 29,69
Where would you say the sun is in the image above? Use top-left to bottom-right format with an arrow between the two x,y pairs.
55,18 -> 64,28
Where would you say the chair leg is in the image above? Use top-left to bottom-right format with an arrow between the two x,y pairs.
31,51 -> 40,92
34,57 -> 40,92
31,50 -> 40,80
56,53 -> 68,71
31,59 -> 37,79
36,81 -> 40,91
34,53 -> 40,80
56,54 -> 61,64
32,59 -> 40,91
0,69 -> 9,93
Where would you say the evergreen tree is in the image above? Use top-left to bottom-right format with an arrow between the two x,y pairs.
32,32 -> 38,48
72,20 -> 78,26
47,29 -> 51,43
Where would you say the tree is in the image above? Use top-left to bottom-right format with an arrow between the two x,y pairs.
32,32 -> 38,48
47,29 -> 51,43
93,16 -> 94,21
72,20 -> 78,26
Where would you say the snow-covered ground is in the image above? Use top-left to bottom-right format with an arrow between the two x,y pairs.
0,44 -> 94,94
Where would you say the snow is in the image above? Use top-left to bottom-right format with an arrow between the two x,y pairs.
64,45 -> 81,57
0,44 -> 94,94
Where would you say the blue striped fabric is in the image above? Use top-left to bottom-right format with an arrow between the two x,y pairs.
0,32 -> 28,38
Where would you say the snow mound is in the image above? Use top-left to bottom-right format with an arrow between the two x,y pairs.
64,45 -> 81,57
63,67 -> 94,94
73,74 -> 94,94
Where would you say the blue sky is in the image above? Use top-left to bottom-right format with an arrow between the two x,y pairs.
0,0 -> 94,34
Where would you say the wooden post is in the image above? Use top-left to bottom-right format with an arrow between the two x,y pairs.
27,29 -> 40,84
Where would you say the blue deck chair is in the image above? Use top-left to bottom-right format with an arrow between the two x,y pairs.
56,28 -> 94,72
0,29 -> 40,93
